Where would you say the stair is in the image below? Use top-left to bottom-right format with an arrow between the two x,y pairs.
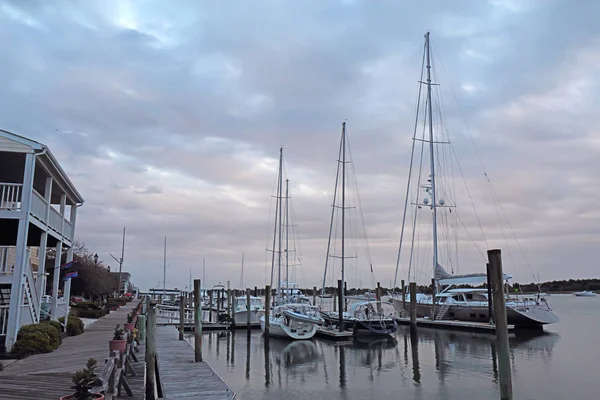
435,303 -> 450,320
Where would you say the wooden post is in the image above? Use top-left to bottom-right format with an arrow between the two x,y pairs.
486,263 -> 493,324
376,282 -> 382,312
410,282 -> 417,326
246,288 -> 251,330
227,280 -> 231,320
158,294 -> 162,305
207,290 -> 213,323
431,278 -> 436,319
337,279 -> 344,332
264,285 -> 271,334
344,281 -> 348,311
401,279 -> 406,312
488,249 -> 512,400
312,286 -> 317,306
333,289 -> 337,312
254,286 -> 258,297
145,301 -> 157,400
179,295 -> 185,340
194,279 -> 202,362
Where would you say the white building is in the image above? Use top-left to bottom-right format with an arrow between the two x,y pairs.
0,130 -> 84,351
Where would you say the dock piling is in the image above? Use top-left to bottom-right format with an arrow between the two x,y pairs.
264,285 -> 271,334
376,282 -> 382,312
486,262 -> 494,324
179,295 -> 184,340
194,279 -> 203,362
313,286 -> 317,305
409,282 -> 417,326
246,288 -> 251,331
401,279 -> 406,313
208,290 -> 213,323
337,279 -> 343,332
431,278 -> 436,319
146,300 -> 157,400
488,249 -> 512,400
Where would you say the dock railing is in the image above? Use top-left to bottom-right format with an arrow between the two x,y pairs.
93,331 -> 140,399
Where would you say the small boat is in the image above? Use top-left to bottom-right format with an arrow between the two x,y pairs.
233,295 -> 265,324
573,291 -> 597,297
321,301 -> 398,336
261,303 -> 323,340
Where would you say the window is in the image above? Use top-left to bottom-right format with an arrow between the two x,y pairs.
466,294 -> 473,300
469,313 -> 476,318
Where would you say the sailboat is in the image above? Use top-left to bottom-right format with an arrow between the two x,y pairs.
319,122 -> 398,336
389,32 -> 558,328
260,147 -> 323,340
233,253 -> 265,325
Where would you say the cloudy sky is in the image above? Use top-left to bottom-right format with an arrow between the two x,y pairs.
2,0 -> 599,291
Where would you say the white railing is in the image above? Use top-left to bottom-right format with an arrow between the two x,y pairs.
64,219 -> 74,239
0,305 -> 8,336
48,206 -> 64,234
30,190 -> 48,221
0,183 -> 22,211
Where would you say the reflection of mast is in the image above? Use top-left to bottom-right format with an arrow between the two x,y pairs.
339,345 -> 347,388
245,332 -> 251,381
264,336 -> 271,387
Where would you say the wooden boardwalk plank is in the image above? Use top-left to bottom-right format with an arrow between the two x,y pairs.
0,302 -> 146,399
155,325 -> 235,400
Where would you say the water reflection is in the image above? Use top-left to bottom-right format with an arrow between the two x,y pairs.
194,325 -> 560,400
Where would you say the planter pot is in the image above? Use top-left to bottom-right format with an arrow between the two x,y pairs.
60,393 -> 104,400
109,339 -> 127,354
124,322 -> 135,332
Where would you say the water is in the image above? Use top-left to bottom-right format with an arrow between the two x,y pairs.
192,295 -> 599,399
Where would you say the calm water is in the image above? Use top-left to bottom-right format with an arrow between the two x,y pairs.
190,295 -> 599,399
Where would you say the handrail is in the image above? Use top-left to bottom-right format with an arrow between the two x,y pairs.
0,183 -> 22,211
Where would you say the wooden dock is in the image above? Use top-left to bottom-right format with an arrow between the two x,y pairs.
155,325 -> 236,399
315,326 -> 354,342
156,319 -> 261,331
0,302 -> 145,399
395,317 -> 515,333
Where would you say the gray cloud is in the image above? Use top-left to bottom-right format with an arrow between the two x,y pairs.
1,0 -> 599,290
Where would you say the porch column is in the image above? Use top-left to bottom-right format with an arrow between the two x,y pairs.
5,153 -> 35,351
44,177 -> 52,224
62,205 -> 77,312
50,241 -> 63,319
36,231 -> 48,299
59,193 -> 66,236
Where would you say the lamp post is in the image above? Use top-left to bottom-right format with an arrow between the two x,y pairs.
94,253 -> 98,266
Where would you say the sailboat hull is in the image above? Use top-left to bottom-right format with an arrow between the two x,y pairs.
392,299 -> 558,328
260,315 -> 318,340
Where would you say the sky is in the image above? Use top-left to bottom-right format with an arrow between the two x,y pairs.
1,0 -> 599,291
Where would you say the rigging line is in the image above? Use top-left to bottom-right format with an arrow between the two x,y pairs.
408,93 -> 429,283
346,132 -> 376,287
434,47 -> 538,282
394,39 -> 427,292
454,210 -> 487,261
449,143 -> 489,248
322,124 -> 344,296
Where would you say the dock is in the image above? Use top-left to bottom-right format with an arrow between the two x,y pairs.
395,317 -> 515,333
0,302 -> 145,399
156,320 -> 261,331
154,325 -> 236,399
315,326 -> 354,342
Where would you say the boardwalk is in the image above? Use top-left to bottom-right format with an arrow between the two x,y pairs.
156,325 -> 236,399
0,303 -> 145,399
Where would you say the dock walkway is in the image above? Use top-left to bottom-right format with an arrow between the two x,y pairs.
0,303 -> 145,399
155,325 -> 235,399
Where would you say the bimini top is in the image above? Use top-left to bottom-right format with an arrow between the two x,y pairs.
434,263 -> 512,286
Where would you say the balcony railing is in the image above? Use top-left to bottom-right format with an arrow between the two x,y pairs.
30,190 -> 74,241
0,183 -> 22,211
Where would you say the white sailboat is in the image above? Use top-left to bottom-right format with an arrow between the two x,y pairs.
390,32 -> 558,328
233,253 -> 265,324
319,122 -> 398,336
260,147 -> 322,340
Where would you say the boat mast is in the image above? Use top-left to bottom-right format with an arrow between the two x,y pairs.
341,122 -> 346,311
285,179 -> 290,299
163,236 -> 167,297
269,149 -> 281,302
321,129 -> 344,298
240,252 -> 244,290
425,32 -> 439,287
277,147 -> 283,304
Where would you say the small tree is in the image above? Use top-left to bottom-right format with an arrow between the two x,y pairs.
71,358 -> 98,400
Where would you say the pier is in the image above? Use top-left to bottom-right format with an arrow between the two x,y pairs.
0,302 -> 145,399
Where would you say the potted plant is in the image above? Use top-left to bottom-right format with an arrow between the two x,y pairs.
109,324 -> 126,354
124,313 -> 135,333
60,358 -> 104,399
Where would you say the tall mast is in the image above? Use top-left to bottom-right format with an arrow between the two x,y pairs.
240,252 -> 244,290
269,150 -> 281,299
425,32 -> 439,281
341,122 -> 346,310
285,179 -> 290,298
163,236 -> 167,296
277,147 -> 283,303
119,227 -> 125,295
322,126 -> 344,297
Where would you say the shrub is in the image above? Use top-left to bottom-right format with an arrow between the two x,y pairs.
42,319 -> 63,334
58,315 -> 85,336
11,327 -> 54,358
17,323 -> 62,348
70,358 -> 98,400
